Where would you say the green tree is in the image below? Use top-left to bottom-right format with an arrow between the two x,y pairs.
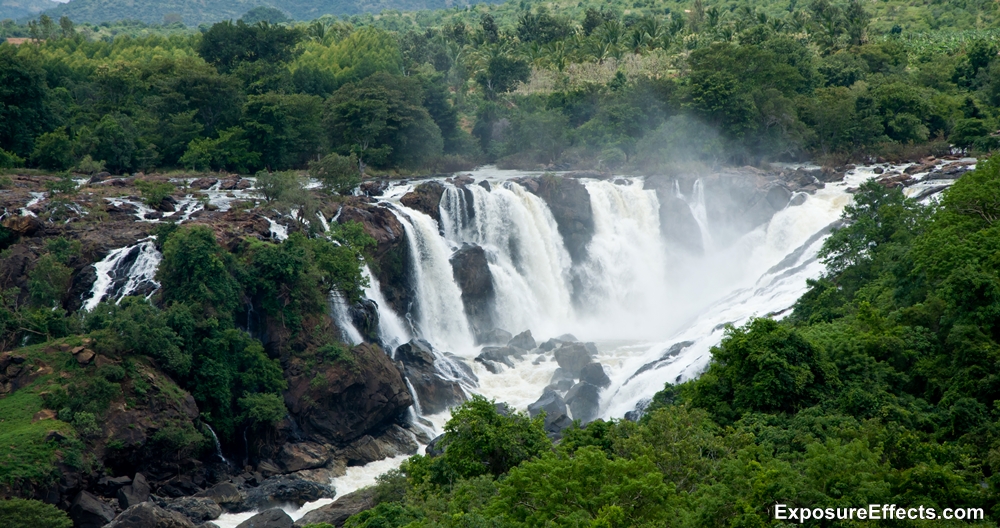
0,46 -> 48,157
243,93 -> 324,170
94,113 -> 138,174
197,20 -> 302,73
30,128 -> 74,171
158,226 -> 241,319
309,153 -> 359,195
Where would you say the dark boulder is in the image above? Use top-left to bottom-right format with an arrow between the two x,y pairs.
70,491 -> 116,528
565,382 -> 601,423
400,181 -> 445,223
579,363 -> 611,389
538,338 -> 563,352
236,508 -> 294,528
277,442 -> 331,473
117,472 -> 150,509
425,434 -> 445,457
336,424 -> 419,465
284,343 -> 412,445
293,488 -> 377,528
243,475 -> 334,512
475,346 -> 525,372
106,502 -> 195,528
194,482 -> 243,512
162,497 -> 222,522
450,244 -> 497,342
527,390 -> 571,434
553,343 -> 594,378
394,339 -> 468,415
508,330 -> 536,351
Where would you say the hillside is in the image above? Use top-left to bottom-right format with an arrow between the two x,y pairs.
0,0 -> 58,21
23,0 -> 504,26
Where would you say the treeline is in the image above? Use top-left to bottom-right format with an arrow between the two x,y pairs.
3,0 -> 1000,175
326,151 -> 1000,528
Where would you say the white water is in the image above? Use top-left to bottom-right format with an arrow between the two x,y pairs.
392,206 -> 474,350
440,182 -> 574,337
361,264 -> 410,351
329,290 -> 364,346
82,239 -> 162,311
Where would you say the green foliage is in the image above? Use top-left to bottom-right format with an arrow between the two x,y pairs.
0,388 -> 81,488
198,20 -> 302,73
27,254 -> 72,308
30,129 -> 74,171
0,499 -> 73,528
255,170 -> 303,203
180,127 -> 260,173
135,179 -> 175,207
309,152 -> 359,195
238,392 -> 287,425
158,225 -> 241,318
0,148 -> 24,169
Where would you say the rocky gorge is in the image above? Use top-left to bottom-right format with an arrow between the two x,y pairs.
0,156 -> 977,527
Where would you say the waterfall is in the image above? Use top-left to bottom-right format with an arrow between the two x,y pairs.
573,179 -> 669,338
361,264 -> 410,351
203,423 -> 231,466
329,290 -> 364,346
686,179 -> 714,252
391,206 -> 474,352
439,182 -> 573,336
83,239 -> 162,311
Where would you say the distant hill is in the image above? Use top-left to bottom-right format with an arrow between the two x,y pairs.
14,0 -> 502,26
1,0 -> 60,21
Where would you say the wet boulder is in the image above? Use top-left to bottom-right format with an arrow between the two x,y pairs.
236,508 -> 294,528
553,343 -> 594,378
243,475 -> 334,512
277,442 -> 330,473
400,181 -> 445,223
449,244 -> 497,344
395,339 -> 468,415
565,382 -> 601,423
293,488 -> 376,528
508,330 -> 536,351
336,424 -> 419,465
475,346 -> 525,373
528,390 -> 572,434
194,482 -> 243,512
350,298 -> 380,344
579,363 -> 611,389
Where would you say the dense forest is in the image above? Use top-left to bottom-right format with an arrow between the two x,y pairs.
2,0 -> 1000,178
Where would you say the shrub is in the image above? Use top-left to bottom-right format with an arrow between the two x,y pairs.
135,180 -> 175,207
0,148 -> 24,169
0,499 -> 72,528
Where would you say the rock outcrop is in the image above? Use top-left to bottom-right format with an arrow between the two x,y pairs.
449,244 -> 497,343
337,204 -> 412,317
242,475 -> 334,511
293,488 -> 377,528
106,502 -> 195,528
518,176 -> 594,264
394,339 -> 468,415
284,343 -> 413,445
236,508 -> 294,528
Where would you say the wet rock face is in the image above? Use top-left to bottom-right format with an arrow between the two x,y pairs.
70,491 -> 117,528
337,203 -> 412,317
350,298 -> 380,343
565,382 -> 601,423
284,343 -> 412,445
449,244 -> 496,343
643,180 -> 703,255
508,330 -> 536,351
522,176 -> 594,264
553,343 -> 595,378
336,424 -> 419,465
394,339 -> 468,415
400,181 -> 446,223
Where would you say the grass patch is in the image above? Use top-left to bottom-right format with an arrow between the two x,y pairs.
0,389 -> 81,489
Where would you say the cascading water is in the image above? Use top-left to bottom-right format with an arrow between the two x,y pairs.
361,264 -> 410,351
83,238 -> 162,311
439,182 -> 573,336
684,179 -> 714,252
391,206 -> 474,351
328,290 -> 364,346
